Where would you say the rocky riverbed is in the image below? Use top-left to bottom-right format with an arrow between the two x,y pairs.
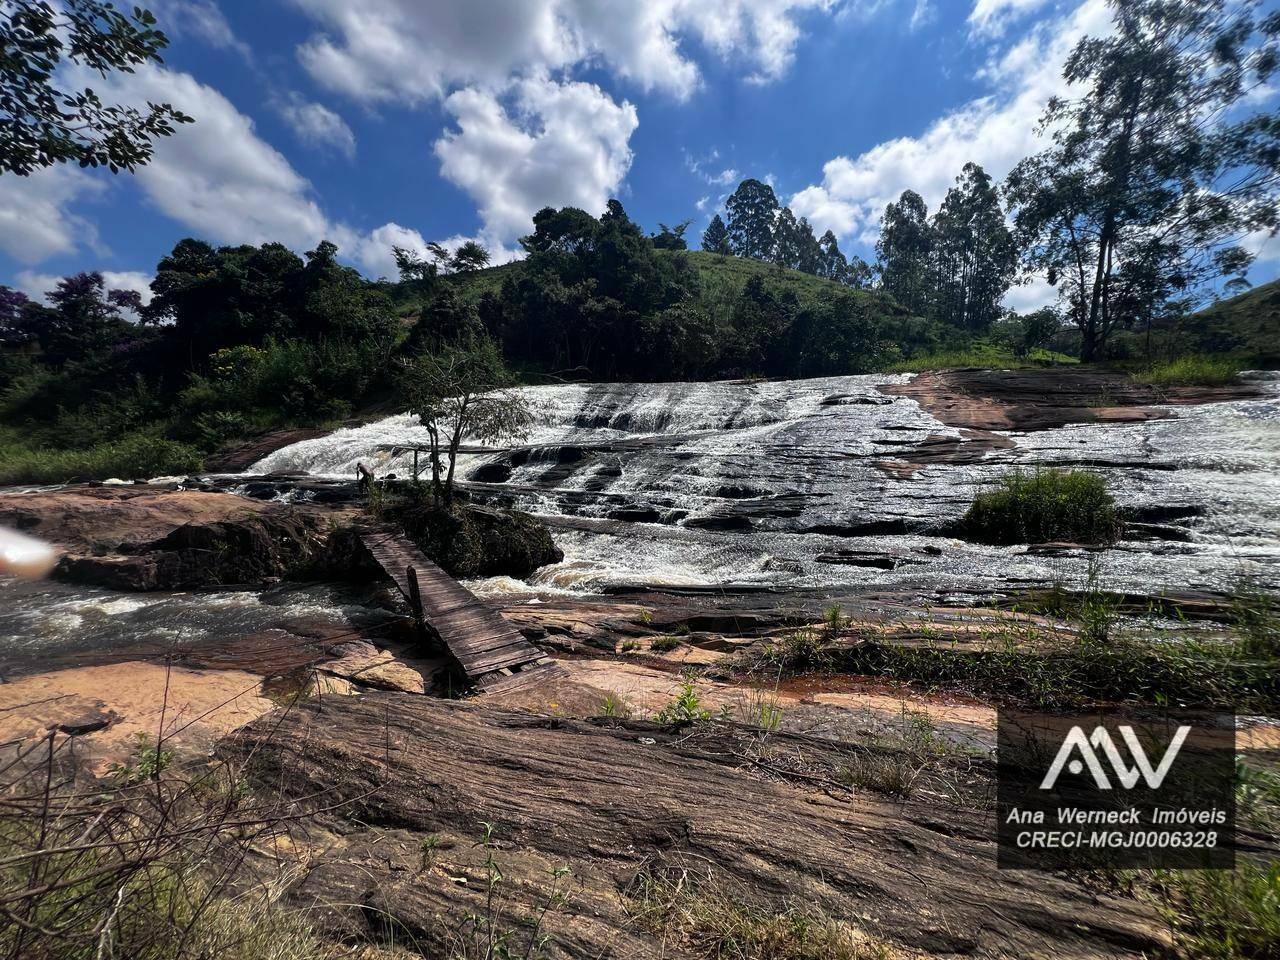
2,367 -> 1279,959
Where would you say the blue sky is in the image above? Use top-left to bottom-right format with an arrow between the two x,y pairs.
1,0 -> 1277,310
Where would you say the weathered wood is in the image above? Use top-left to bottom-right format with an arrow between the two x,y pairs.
359,528 -> 560,690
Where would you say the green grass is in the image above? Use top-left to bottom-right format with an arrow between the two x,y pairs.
961,468 -> 1121,546
650,635 -> 682,653
886,342 -> 1077,372
0,430 -> 203,486
1132,355 -> 1244,387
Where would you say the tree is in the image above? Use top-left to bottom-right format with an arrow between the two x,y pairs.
876,190 -> 933,315
37,272 -> 134,364
1005,0 -> 1280,361
450,240 -> 490,273
651,219 -> 692,250
701,214 -> 731,255
930,163 -> 1017,331
817,230 -> 848,281
794,217 -> 823,275
398,337 -> 536,502
771,207 -> 803,271
1,0 -> 193,175
845,255 -> 874,290
0,286 -> 32,345
725,178 -> 779,260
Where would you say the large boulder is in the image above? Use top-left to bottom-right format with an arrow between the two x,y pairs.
55,512 -> 326,591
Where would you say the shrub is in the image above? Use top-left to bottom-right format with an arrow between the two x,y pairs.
961,468 -> 1121,545
1134,356 -> 1242,387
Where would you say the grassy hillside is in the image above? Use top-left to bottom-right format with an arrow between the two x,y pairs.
427,248 -> 913,319
1173,278 -> 1280,363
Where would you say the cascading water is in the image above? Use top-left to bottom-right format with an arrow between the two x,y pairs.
256,374 -> 1280,599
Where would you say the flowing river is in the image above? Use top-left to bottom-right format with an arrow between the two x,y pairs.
257,372 -> 1280,598
4,372 -> 1279,654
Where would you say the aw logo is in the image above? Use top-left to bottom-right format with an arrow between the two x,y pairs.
1039,724 -> 1191,791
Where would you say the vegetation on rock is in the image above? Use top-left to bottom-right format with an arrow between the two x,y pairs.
961,468 -> 1122,546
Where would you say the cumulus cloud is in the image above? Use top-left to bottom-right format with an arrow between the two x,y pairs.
790,0 -> 1112,245
434,76 -> 638,245
289,0 -> 836,104
275,94 -> 357,159
84,64 -> 332,250
0,167 -> 105,264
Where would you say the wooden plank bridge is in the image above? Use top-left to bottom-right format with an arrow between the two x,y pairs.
359,529 -> 561,692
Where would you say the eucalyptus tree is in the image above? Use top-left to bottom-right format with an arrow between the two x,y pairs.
876,190 -> 933,316
725,178 -> 780,260
931,163 -> 1017,331
817,230 -> 849,282
772,207 -> 804,271
1005,0 -> 1280,361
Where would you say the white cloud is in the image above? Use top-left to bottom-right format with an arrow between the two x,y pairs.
0,167 -> 105,264
434,76 -> 638,245
909,0 -> 936,31
150,0 -> 251,57
289,0 -> 836,104
790,0 -> 1112,245
967,0 -> 1052,38
275,94 -> 356,159
87,64 -> 332,251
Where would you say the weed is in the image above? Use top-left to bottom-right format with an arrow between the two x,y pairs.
1155,861 -> 1280,959
106,733 -> 175,786
628,870 -> 890,960
835,751 -> 924,798
600,692 -> 631,719
823,605 -> 843,634
651,636 -> 682,653
1077,555 -> 1118,646
655,678 -> 713,725
619,640 -> 641,654
1230,573 -> 1279,660
737,686 -> 784,732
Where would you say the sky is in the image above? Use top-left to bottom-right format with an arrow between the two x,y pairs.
2,0 -> 1278,312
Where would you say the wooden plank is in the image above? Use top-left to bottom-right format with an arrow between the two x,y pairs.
358,528 -> 554,690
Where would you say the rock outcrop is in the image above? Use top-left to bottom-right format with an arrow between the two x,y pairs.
56,511 -> 327,591
222,692 -> 1167,959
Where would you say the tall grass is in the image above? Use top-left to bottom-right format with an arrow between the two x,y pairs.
0,433 -> 203,486
1133,356 -> 1243,387
885,344 -> 1076,372
962,468 -> 1122,546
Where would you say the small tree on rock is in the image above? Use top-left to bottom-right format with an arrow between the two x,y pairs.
399,337 -> 536,503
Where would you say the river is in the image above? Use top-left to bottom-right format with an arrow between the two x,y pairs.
4,372 -> 1279,651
